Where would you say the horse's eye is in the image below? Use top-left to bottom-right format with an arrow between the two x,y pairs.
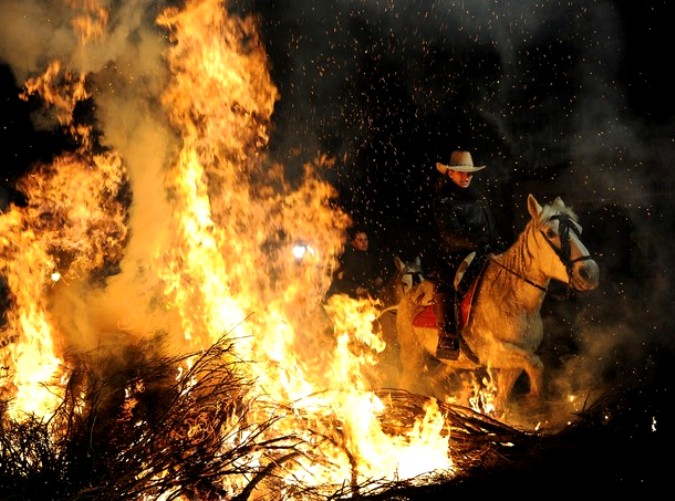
545,228 -> 557,239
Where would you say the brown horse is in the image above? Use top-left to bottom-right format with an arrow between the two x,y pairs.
396,194 -> 600,412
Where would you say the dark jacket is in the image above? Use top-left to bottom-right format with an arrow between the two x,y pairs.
431,177 -> 500,290
325,246 -> 382,299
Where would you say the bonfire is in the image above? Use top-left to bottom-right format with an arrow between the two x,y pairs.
0,0 -> 667,498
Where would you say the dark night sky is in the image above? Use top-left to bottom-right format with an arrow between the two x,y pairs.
241,0 -> 675,267
1,1 -> 674,493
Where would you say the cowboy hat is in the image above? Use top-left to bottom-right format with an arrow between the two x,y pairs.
436,150 -> 486,174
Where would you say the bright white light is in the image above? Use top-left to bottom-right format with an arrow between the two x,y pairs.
292,243 -> 316,261
292,245 -> 307,260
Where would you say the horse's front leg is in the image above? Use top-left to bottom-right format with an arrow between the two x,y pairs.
488,343 -> 544,399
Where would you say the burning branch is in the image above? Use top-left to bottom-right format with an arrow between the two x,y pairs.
0,332 -> 304,500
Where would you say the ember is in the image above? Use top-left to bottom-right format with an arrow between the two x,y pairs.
0,0 -> 670,497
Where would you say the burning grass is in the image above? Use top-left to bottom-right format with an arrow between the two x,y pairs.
0,333 -> 292,500
0,326 -> 664,500
0,330 -> 669,499
0,329 -> 529,500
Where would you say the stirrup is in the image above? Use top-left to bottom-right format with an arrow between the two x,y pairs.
436,336 -> 460,360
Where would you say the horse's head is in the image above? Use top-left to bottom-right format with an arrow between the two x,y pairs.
528,194 -> 600,291
393,255 -> 425,296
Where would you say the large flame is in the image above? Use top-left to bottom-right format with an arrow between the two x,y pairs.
0,0 -> 457,496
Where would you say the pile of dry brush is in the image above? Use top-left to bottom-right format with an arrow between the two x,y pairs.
1,333 -> 670,499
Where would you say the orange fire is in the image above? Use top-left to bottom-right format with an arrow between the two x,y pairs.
0,0 -> 460,496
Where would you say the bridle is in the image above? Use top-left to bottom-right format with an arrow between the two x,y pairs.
490,213 -> 594,299
377,267 -> 426,318
400,269 -> 425,294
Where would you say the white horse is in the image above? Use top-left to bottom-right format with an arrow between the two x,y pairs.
396,194 -> 600,411
371,255 -> 425,385
378,255 -> 425,312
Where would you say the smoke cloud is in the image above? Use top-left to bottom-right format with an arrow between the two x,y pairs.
0,0 -> 672,424
0,0 -> 181,353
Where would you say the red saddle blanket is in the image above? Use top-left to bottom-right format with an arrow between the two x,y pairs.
412,278 -> 479,329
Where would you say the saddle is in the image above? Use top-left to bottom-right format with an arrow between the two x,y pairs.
412,252 -> 486,329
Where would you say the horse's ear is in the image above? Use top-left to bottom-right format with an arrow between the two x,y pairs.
552,196 -> 565,208
527,194 -> 542,218
415,255 -> 422,266
394,255 -> 404,271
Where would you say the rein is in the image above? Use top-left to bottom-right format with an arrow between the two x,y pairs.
489,256 -> 552,294
377,267 -> 425,319
401,270 -> 425,287
395,269 -> 424,297
489,213 -> 594,301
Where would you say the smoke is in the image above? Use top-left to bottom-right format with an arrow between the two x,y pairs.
0,1 -> 74,83
0,0 -> 180,352
0,0 -> 672,420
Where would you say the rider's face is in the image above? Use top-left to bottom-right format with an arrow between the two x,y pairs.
448,169 -> 474,188
352,232 -> 369,251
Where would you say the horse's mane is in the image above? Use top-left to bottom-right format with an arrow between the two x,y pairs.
506,197 -> 580,266
536,197 -> 578,226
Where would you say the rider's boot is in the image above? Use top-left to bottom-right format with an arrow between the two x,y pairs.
434,292 -> 460,360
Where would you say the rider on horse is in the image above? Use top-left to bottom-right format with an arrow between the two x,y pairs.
431,150 -> 504,360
